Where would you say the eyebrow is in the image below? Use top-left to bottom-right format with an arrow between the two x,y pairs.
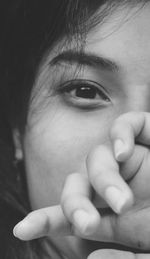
50,50 -> 119,72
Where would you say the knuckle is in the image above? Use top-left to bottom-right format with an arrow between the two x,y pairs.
78,215 -> 100,238
61,195 -> 82,215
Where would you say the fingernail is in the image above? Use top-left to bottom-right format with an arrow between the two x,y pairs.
73,210 -> 91,235
13,219 -> 30,240
104,186 -> 127,214
114,139 -> 125,161
13,222 -> 23,238
13,226 -> 18,237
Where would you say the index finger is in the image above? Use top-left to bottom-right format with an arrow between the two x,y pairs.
110,112 -> 150,162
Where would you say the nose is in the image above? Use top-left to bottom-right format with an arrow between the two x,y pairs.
93,84 -> 150,209
122,84 -> 150,113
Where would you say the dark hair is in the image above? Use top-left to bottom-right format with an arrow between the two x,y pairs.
1,0 -> 146,131
0,0 -> 148,258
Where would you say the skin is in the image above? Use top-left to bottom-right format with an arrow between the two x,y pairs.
13,3 -> 150,259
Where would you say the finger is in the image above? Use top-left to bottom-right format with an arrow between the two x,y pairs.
13,205 -> 71,240
13,199 -> 150,248
87,145 -> 134,214
61,173 -> 101,237
82,198 -> 150,248
110,112 -> 150,162
120,144 -> 147,183
88,249 -> 150,259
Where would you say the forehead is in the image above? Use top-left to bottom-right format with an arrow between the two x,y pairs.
33,3 -> 150,94
86,4 -> 150,65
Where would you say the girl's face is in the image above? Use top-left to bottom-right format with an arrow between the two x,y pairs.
15,3 -> 150,259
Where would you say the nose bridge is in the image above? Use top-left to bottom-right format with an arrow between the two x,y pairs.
124,83 -> 150,113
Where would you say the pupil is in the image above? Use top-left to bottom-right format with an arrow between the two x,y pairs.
76,86 -> 96,99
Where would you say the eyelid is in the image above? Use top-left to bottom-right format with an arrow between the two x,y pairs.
55,78 -> 112,110
58,79 -> 110,96
56,79 -> 112,110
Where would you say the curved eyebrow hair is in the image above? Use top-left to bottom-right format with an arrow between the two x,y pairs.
50,50 -> 119,72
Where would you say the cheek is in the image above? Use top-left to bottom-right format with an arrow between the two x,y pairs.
23,108 -> 112,209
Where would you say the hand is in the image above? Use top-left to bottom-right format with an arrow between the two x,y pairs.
13,112 -> 150,250
88,249 -> 150,259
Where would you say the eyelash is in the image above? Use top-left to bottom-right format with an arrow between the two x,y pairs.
57,79 -> 111,110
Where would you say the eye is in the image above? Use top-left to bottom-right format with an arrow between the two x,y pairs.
58,79 -> 111,109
